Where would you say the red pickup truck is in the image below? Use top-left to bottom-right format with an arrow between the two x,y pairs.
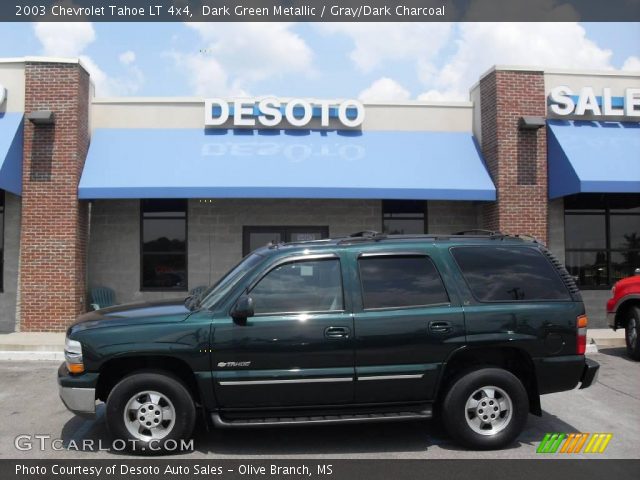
607,271 -> 640,360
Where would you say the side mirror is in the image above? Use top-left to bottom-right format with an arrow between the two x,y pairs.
231,295 -> 254,323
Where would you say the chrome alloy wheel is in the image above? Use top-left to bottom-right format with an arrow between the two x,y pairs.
123,390 -> 175,441
464,386 -> 513,436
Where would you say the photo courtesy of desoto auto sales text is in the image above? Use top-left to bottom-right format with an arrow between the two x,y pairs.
0,1 -> 638,479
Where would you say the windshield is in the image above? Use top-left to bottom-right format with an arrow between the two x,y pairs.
196,253 -> 264,310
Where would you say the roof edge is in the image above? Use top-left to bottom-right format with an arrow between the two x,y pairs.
478,64 -> 640,83
91,97 -> 473,108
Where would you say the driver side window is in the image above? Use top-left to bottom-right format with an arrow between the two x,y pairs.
250,258 -> 344,315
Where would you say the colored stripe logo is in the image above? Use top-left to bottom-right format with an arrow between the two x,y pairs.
537,433 -> 612,454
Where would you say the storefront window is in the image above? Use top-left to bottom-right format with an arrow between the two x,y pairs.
382,200 -> 427,234
565,194 -> 640,288
141,199 -> 187,290
243,226 -> 329,256
0,190 -> 4,292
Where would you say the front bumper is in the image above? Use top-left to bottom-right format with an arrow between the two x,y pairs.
59,385 -> 96,416
579,357 -> 600,389
57,363 -> 97,417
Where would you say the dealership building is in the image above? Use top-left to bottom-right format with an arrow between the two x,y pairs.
0,57 -> 638,332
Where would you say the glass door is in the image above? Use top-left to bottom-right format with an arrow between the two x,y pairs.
243,226 -> 329,255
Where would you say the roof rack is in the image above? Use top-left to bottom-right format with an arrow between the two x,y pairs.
513,233 -> 541,244
265,231 -> 539,249
269,237 -> 336,249
454,229 -> 503,236
337,230 -> 542,245
349,230 -> 387,238
267,240 -> 286,250
338,231 -> 388,245
455,230 -> 543,244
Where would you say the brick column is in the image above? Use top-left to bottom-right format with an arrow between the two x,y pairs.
478,69 -> 548,243
19,61 -> 90,331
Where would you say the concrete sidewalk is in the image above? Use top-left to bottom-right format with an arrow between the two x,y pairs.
0,332 -> 65,360
587,328 -> 626,347
0,329 -> 627,361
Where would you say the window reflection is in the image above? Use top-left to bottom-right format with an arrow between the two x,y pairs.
452,247 -> 571,302
250,259 -> 343,314
359,256 -> 449,309
564,194 -> 640,288
141,199 -> 187,290
243,226 -> 329,256
565,251 -> 609,287
382,200 -> 427,234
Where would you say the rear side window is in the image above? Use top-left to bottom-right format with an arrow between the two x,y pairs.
358,255 -> 449,309
450,246 -> 571,302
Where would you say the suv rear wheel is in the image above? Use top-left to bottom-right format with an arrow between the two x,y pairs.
625,307 -> 640,360
105,372 -> 196,454
441,368 -> 529,450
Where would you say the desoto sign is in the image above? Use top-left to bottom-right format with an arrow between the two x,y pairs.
204,98 -> 365,128
549,86 -> 640,117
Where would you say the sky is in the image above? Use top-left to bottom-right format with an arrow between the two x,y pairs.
0,22 -> 638,101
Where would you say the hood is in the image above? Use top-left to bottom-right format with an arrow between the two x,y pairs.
69,299 -> 192,334
616,275 -> 640,289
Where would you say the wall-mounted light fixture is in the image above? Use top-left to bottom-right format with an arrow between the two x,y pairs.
518,116 -> 546,131
26,110 -> 55,125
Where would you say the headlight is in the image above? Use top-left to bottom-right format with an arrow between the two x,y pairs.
611,285 -> 616,297
64,337 -> 84,374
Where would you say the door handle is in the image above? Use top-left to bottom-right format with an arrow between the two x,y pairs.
324,326 -> 351,339
429,321 -> 453,334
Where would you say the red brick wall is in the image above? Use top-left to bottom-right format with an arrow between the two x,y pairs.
479,69 -> 548,243
19,62 -> 90,332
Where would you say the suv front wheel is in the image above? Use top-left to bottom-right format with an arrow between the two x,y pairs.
441,368 -> 529,450
105,372 -> 196,454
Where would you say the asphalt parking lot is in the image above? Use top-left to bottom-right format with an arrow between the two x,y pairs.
0,348 -> 638,459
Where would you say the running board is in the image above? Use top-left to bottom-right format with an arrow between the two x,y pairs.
211,408 -> 432,428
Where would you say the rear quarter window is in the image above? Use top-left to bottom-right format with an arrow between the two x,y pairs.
450,246 -> 571,302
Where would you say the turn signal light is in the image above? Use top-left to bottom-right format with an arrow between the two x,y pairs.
577,316 -> 588,328
67,363 -> 85,374
577,315 -> 588,355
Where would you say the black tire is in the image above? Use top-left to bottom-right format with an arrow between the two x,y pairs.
625,307 -> 640,361
441,368 -> 529,450
105,371 -> 196,455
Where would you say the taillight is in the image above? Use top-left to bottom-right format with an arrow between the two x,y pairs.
577,315 -> 588,355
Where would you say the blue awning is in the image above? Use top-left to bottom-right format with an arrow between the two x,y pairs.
547,120 -> 640,199
79,128 -> 496,201
0,112 -> 23,195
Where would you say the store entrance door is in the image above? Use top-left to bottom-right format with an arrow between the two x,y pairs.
243,226 -> 329,255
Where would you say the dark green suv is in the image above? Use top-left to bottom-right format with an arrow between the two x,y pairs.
58,232 -> 599,452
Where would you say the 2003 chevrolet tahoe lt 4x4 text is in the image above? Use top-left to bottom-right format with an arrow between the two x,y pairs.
58,231 -> 599,453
